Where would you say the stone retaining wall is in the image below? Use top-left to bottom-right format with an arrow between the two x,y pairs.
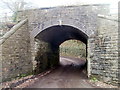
1,21 -> 33,82
88,17 -> 118,85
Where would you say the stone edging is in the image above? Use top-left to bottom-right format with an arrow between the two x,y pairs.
0,19 -> 28,45
2,68 -> 55,88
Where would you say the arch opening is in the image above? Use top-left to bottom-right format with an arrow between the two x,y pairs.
60,39 -> 86,66
34,25 -> 88,75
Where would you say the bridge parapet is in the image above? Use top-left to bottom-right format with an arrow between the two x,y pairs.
17,4 -> 110,38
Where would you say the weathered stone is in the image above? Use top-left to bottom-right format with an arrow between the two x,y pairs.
1,21 -> 33,82
1,4 -> 119,86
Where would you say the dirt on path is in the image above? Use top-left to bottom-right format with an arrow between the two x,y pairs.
27,57 -> 96,88
2,57 -> 117,89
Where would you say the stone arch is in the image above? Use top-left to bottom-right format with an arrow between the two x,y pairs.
33,25 -> 89,75
35,25 -> 88,45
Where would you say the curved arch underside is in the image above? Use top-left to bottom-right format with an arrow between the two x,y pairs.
34,25 -> 88,74
35,25 -> 88,46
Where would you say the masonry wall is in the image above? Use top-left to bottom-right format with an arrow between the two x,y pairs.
88,17 -> 118,85
5,4 -> 119,86
17,5 -> 100,74
1,22 -> 33,82
33,39 -> 59,74
17,5 -> 99,37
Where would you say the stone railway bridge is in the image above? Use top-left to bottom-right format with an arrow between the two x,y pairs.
0,4 -> 119,86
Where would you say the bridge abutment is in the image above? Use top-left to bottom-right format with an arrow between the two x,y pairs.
33,39 -> 59,74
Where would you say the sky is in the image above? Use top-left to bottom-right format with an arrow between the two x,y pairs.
0,0 -> 119,16
26,0 -> 119,7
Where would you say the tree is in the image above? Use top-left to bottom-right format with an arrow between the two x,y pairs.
1,0 -> 32,22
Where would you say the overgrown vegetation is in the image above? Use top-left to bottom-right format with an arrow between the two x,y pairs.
90,77 -> 99,82
17,73 -> 30,79
90,75 -> 100,82
60,39 -> 86,59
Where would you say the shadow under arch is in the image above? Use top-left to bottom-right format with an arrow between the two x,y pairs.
34,25 -> 88,74
35,25 -> 88,45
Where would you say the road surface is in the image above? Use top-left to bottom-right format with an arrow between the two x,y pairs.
27,57 -> 96,88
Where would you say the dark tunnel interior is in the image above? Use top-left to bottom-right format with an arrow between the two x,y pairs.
35,25 -> 88,47
34,25 -> 88,74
